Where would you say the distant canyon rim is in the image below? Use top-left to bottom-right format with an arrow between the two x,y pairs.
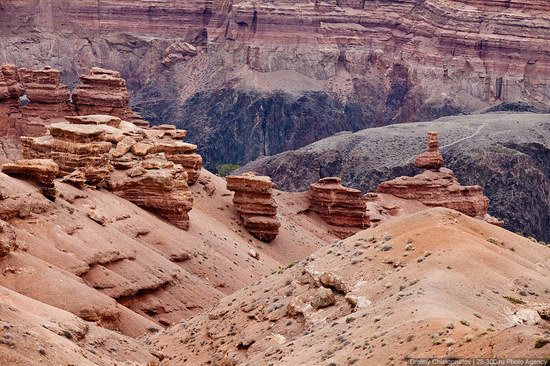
1,0 -> 549,171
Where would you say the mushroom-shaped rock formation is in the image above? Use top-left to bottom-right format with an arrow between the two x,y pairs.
2,159 -> 59,200
226,173 -> 281,242
415,131 -> 444,170
72,67 -> 148,127
377,133 -> 502,225
309,177 -> 370,238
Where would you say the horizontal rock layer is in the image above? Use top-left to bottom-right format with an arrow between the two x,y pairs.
226,173 -> 281,242
309,177 -> 369,238
22,114 -> 199,229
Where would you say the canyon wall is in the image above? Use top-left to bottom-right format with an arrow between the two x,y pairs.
1,0 -> 549,169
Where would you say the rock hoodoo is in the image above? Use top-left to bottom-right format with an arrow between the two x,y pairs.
21,121 -> 112,185
377,132 -> 502,225
415,131 -> 444,170
21,114 -> 197,229
1,159 -> 59,200
226,173 -> 281,242
309,177 -> 369,238
72,67 -> 148,128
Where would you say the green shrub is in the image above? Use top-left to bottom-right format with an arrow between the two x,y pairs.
217,163 -> 240,177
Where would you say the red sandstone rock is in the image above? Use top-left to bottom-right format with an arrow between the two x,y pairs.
21,121 -> 112,185
1,159 -> 59,200
19,66 -> 70,104
105,156 -> 193,230
0,220 -> 17,257
226,173 -> 281,242
72,67 -> 148,127
377,133 -> 502,225
415,131 -> 444,170
309,177 -> 369,238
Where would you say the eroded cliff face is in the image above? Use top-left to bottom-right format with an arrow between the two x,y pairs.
1,0 -> 549,169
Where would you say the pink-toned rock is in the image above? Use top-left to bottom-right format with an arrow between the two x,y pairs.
377,133 -> 502,225
309,177 -> 369,238
226,173 -> 280,242
105,161 -> 193,230
0,220 -> 16,257
72,67 -> 148,127
149,141 -> 202,185
2,159 -> 59,200
19,66 -> 70,104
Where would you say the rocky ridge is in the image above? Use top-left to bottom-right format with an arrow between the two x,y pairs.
21,114 -> 198,229
151,208 -> 550,365
240,113 -> 550,242
0,64 -> 147,162
226,173 -> 281,242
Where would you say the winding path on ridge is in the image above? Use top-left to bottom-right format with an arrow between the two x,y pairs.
403,123 -> 486,165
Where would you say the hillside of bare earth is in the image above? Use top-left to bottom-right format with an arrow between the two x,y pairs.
150,208 -> 550,365
0,168 -> 334,341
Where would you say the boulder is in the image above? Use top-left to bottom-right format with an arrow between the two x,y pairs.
0,220 -> 16,257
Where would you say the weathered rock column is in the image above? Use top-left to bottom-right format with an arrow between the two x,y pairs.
226,173 -> 281,242
309,177 -> 369,238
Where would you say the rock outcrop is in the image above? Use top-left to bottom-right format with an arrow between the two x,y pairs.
0,220 -> 16,257
309,177 -> 369,238
105,153 -> 194,230
21,114 -> 196,229
226,173 -> 280,242
377,132 -> 501,224
72,67 -> 148,127
2,159 -> 59,200
0,64 -> 24,161
415,131 -> 444,170
21,122 -> 112,185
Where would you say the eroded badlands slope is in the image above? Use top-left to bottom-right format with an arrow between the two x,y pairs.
0,169 -> 332,340
151,208 -> 550,365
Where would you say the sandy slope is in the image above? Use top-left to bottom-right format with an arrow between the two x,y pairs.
151,208 -> 550,365
0,169 -> 334,341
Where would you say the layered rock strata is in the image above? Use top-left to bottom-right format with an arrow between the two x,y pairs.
0,64 -> 24,160
72,67 -> 148,127
105,153 -> 194,230
18,66 -> 74,136
377,132 -> 501,224
21,114 -> 196,229
415,131 -> 444,170
226,173 -> 280,242
309,177 -> 369,238
1,159 -> 59,200
21,122 -> 112,185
